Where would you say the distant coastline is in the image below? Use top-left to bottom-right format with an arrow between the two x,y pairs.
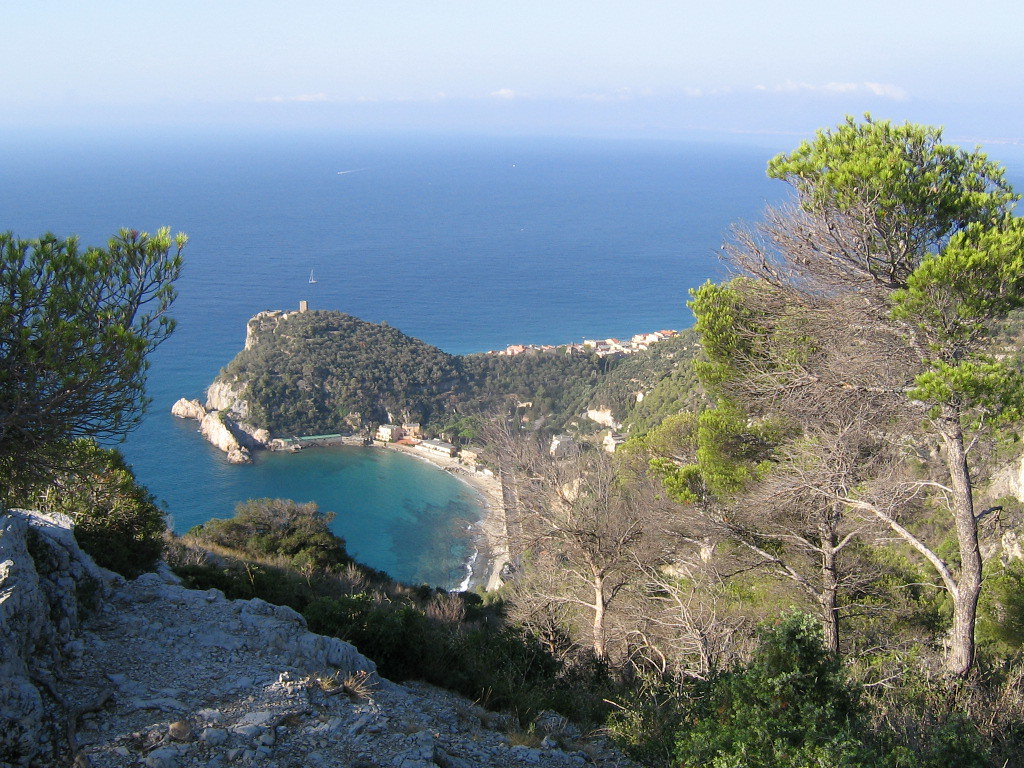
485,328 -> 682,358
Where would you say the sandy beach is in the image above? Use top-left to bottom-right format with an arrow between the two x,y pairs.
375,441 -> 509,592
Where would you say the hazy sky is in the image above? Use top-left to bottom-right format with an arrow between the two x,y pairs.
5,1 -> 1023,142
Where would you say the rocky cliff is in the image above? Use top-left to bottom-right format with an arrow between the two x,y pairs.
0,510 -> 636,768
204,381 -> 250,420
243,310 -> 287,351
171,391 -> 269,464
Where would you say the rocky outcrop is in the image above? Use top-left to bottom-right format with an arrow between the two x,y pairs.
585,408 -> 620,430
170,398 -> 206,421
173,384 -> 269,463
199,411 -> 253,464
0,509 -> 638,768
990,455 -> 1024,504
0,509 -> 112,766
0,508 -> 374,767
244,310 -> 285,351
1003,529 -> 1024,562
0,507 -> 105,765
236,421 -> 271,447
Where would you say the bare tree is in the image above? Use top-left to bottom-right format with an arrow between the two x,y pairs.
476,415 -> 547,575
630,559 -> 752,680
641,291 -> 911,655
652,405 -> 894,655
726,417 -> 897,654
501,445 -> 662,661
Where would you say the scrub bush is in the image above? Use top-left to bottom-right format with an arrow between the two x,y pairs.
674,612 -> 872,768
19,440 -> 165,577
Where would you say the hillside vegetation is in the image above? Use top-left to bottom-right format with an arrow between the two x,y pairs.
222,312 -> 463,434
587,329 -> 704,432
216,309 -> 635,436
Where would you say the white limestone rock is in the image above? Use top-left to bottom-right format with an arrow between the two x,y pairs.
585,408 -> 620,430
1003,530 -> 1024,562
1,513 -> 640,768
205,379 -> 249,419
0,510 -> 113,767
242,309 -> 288,350
198,378 -> 271,460
226,446 -> 252,464
199,411 -> 253,463
236,420 -> 271,447
170,397 -> 207,420
989,456 -> 1024,502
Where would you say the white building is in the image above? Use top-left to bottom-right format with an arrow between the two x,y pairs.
419,438 -> 457,457
603,431 -> 627,453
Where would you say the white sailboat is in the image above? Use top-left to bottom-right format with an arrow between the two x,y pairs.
308,269 -> 317,284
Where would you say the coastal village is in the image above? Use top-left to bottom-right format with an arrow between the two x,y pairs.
487,329 -> 680,357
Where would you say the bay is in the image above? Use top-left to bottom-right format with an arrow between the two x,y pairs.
158,428 -> 483,587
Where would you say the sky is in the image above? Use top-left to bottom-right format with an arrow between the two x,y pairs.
4,1 -> 1024,144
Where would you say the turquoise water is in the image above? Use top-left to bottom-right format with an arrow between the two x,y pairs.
166,438 -> 483,587
6,130 -> 1019,586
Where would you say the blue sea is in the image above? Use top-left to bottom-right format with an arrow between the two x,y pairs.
6,129 -> 1020,586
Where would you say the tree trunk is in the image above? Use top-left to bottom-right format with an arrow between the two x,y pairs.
940,409 -> 982,677
819,512 -> 841,654
592,573 -> 607,660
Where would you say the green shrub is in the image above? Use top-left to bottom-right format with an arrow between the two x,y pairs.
674,612 -> 876,768
444,625 -> 561,717
978,559 -> 1024,652
667,612 -> 996,768
606,672 -> 691,767
174,559 -> 319,611
194,498 -> 350,574
881,716 -> 988,768
858,653 -> 1001,768
305,594 -> 435,680
303,592 -> 609,725
19,440 -> 165,577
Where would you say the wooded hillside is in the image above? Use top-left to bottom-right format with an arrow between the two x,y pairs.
216,310 -> 626,436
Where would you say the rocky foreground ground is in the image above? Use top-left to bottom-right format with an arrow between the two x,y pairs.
0,510 -> 639,768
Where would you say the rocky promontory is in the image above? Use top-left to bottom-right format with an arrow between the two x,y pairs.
171,398 -> 265,464
172,307 -> 460,460
171,382 -> 270,464
172,305 -> 688,462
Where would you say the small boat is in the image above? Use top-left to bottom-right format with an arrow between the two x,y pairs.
308,269 -> 317,284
